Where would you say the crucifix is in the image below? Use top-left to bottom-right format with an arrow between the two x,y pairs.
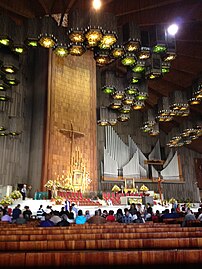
59,121 -> 84,174
144,159 -> 165,204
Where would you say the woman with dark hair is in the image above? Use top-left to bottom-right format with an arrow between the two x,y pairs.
75,209 -> 86,224
106,210 -> 115,222
115,208 -> 123,223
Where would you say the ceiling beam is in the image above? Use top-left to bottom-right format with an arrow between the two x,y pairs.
37,0 -> 51,14
171,67 -> 196,76
116,0 -> 184,17
0,0 -> 35,18
117,1 -> 202,27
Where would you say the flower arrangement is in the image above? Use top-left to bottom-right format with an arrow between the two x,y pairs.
44,180 -> 63,190
112,185 -> 121,192
62,183 -> 74,191
169,197 -> 176,204
140,184 -> 149,192
10,190 -> 22,200
54,195 -> 64,205
0,196 -> 13,206
44,179 -> 54,190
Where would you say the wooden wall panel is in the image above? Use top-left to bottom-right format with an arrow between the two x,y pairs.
42,51 -> 97,192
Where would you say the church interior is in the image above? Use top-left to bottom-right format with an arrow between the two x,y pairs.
0,0 -> 201,201
0,0 -> 202,268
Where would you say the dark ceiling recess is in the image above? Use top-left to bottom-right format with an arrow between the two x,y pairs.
0,0 -> 201,153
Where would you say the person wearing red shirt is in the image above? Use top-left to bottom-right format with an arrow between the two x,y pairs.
106,210 -> 115,222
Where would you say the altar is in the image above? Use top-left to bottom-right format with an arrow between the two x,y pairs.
120,196 -> 142,205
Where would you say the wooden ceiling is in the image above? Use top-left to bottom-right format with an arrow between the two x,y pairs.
0,0 -> 202,153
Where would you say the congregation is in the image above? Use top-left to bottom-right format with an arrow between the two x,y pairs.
0,201 -> 202,227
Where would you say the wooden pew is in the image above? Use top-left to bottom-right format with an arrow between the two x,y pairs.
0,237 -> 202,251
0,231 -> 202,241
0,249 -> 202,267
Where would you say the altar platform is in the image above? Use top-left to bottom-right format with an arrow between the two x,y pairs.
9,198 -> 200,217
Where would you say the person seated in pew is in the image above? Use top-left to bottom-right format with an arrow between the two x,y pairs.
87,210 -> 107,224
197,208 -> 202,222
152,210 -> 161,223
134,211 -> 145,223
115,208 -> 123,223
50,210 -> 62,225
36,205 -> 44,220
23,206 -> 32,221
1,212 -> 12,223
66,211 -> 75,224
16,214 -> 27,225
160,208 -> 180,222
106,210 -> 115,222
12,204 -> 22,223
39,213 -> 54,227
122,208 -> 133,224
56,214 -> 70,226
182,209 -> 196,227
101,209 -> 108,218
84,210 -> 91,221
75,209 -> 86,224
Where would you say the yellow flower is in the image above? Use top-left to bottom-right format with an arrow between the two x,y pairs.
140,184 -> 149,192
112,185 -> 121,192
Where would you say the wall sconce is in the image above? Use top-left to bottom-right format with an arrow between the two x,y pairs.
145,53 -> 162,79
1,53 -> 19,74
101,70 -> 116,94
38,16 -> 58,48
5,74 -> 20,86
111,44 -> 125,59
109,100 -> 122,109
84,11 -> 104,47
132,60 -> 146,73
131,100 -> 145,110
8,116 -> 22,136
121,53 -> 136,66
94,48 -> 112,65
99,30 -> 117,49
139,30 -> 151,59
135,80 -> 148,100
53,28 -> 69,57
11,25 -> 27,54
127,71 -> 142,84
0,15 -> 14,47
117,113 -> 130,122
98,13 -> 117,49
125,85 -> 139,95
122,22 -> 141,53
0,91 -> 11,102
119,104 -> 131,114
69,42 -> 86,56
169,90 -> 189,115
108,109 -> 118,126
161,61 -> 170,74
122,94 -> 134,105
68,10 -> 85,43
149,25 -> 167,54
192,77 -> 202,101
0,112 -> 8,131
111,90 -> 125,100
141,108 -> 156,134
0,79 -> 10,91
149,123 -> 160,136
24,18 -> 41,48
156,96 -> 173,122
